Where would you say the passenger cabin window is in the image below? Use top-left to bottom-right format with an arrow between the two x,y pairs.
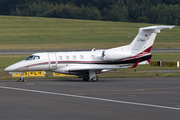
59,56 -> 63,60
91,55 -> 95,60
72,55 -> 76,60
66,56 -> 69,60
80,55 -> 84,59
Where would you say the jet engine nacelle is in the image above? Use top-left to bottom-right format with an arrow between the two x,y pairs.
102,50 -> 131,60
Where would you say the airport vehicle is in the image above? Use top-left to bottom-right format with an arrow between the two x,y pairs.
4,26 -> 174,82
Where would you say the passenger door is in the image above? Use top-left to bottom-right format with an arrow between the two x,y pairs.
48,53 -> 57,70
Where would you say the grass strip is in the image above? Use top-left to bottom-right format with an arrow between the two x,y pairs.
0,16 -> 179,50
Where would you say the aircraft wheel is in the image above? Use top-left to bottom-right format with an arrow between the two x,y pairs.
22,79 -> 27,82
17,78 -> 21,82
91,76 -> 98,82
18,77 -> 26,82
83,77 -> 89,81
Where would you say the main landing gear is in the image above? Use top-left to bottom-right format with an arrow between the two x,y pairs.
82,75 -> 98,82
83,77 -> 89,81
82,71 -> 98,82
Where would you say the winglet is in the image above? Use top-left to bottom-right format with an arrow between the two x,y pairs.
129,58 -> 141,68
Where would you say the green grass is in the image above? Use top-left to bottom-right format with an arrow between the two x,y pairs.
0,15 -> 180,79
0,15 -> 179,50
1,53 -> 180,80
152,53 -> 180,61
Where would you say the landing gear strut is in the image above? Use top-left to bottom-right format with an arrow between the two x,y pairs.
89,71 -> 98,82
17,73 -> 26,82
17,77 -> 26,82
82,71 -> 98,82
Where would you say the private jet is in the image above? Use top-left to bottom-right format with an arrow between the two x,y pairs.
4,25 -> 174,82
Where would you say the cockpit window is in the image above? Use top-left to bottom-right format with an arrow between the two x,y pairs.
34,56 -> 40,60
25,55 -> 34,60
25,55 -> 40,60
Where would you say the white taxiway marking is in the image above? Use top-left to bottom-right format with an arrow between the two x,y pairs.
0,86 -> 180,111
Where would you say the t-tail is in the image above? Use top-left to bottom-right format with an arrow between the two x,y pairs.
105,25 -> 174,64
128,26 -> 174,55
108,26 -> 174,55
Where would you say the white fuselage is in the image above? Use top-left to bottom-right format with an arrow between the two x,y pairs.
4,25 -> 174,81
4,50 -> 133,74
5,50 -> 130,73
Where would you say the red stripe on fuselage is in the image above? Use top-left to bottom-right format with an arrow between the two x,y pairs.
16,62 -> 49,70
122,46 -> 152,61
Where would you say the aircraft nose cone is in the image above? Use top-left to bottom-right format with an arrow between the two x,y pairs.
4,60 -> 27,72
4,66 -> 15,72
4,67 -> 9,72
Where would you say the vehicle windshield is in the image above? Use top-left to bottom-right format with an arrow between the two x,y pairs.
25,55 -> 40,60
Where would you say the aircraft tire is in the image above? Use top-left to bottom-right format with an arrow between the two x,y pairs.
22,79 -> 27,82
17,78 -> 21,82
83,77 -> 89,81
18,77 -> 26,82
91,76 -> 98,82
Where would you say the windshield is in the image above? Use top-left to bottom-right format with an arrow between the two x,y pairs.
25,55 -> 34,60
25,55 -> 40,60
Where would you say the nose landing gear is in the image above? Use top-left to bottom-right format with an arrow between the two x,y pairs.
17,73 -> 26,82
17,77 -> 26,82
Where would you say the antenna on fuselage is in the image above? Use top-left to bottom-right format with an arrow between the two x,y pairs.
91,48 -> 95,51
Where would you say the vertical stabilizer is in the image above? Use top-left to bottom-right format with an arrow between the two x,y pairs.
128,26 -> 174,55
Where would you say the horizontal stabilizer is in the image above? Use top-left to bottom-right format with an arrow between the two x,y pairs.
141,26 -> 174,31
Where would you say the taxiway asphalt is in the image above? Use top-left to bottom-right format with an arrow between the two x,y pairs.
0,77 -> 180,120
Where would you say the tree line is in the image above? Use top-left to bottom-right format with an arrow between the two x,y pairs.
1,0 -> 180,25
